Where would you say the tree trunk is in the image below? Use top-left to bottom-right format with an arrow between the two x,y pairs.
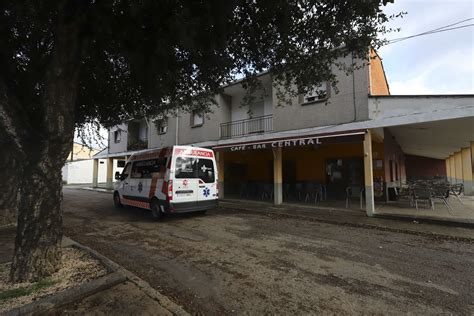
0,81 -> 25,227
0,143 -> 21,226
9,2 -> 86,282
9,159 -> 64,282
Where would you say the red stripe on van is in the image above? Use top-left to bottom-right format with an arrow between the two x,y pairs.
122,197 -> 150,210
130,147 -> 172,161
173,148 -> 213,158
149,174 -> 159,198
161,181 -> 168,195
159,147 -> 170,157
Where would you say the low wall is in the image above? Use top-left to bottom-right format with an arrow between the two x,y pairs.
62,159 -> 123,184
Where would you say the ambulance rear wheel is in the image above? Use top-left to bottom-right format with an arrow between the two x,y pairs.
151,200 -> 164,221
113,192 -> 123,208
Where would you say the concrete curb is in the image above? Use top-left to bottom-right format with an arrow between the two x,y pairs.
373,213 -> 474,228
4,272 -> 126,316
219,201 -> 474,243
69,238 -> 190,316
80,187 -> 113,194
70,240 -> 122,273
118,268 -> 190,316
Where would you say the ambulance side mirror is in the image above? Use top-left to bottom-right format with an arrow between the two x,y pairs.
115,171 -> 121,180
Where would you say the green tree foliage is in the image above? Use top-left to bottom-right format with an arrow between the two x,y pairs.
0,0 -> 391,282
2,0 -> 390,128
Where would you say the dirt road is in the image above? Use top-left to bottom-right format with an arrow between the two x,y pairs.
63,188 -> 474,315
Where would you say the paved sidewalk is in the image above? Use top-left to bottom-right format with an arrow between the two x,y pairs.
77,186 -> 474,240
220,199 -> 474,241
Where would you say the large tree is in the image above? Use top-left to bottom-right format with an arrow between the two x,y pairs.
0,0 -> 391,282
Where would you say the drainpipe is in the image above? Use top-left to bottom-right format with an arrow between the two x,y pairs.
367,48 -> 373,96
352,52 -> 357,122
175,110 -> 179,145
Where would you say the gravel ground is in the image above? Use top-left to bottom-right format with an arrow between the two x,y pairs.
0,247 -> 107,313
62,188 -> 474,315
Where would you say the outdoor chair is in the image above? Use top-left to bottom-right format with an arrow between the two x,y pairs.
395,185 -> 413,207
431,185 -> 452,211
315,182 -> 327,201
255,183 -> 265,200
283,183 -> 291,200
247,182 -> 258,198
295,182 -> 305,201
312,182 -> 325,203
412,187 -> 434,210
345,185 -> 364,210
450,184 -> 464,205
262,183 -> 273,200
304,182 -> 318,203
239,182 -> 248,198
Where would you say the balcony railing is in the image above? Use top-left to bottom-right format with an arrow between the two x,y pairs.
127,139 -> 148,151
220,115 -> 273,139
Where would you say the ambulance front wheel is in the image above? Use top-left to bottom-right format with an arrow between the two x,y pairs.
113,192 -> 123,208
151,200 -> 164,221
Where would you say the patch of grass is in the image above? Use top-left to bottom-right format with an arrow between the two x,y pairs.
0,287 -> 31,301
0,278 -> 57,301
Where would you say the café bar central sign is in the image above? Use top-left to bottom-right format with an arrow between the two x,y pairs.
229,137 -> 321,152
214,132 -> 365,152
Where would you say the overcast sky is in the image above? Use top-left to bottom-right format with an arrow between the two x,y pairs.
378,0 -> 473,94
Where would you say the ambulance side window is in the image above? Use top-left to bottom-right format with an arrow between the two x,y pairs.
122,163 -> 131,179
151,158 -> 167,179
131,158 -> 167,179
131,162 -> 143,178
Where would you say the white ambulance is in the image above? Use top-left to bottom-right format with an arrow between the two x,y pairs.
113,145 -> 218,219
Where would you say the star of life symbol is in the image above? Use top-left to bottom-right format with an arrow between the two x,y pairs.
182,179 -> 189,187
201,165 -> 209,173
203,187 -> 210,197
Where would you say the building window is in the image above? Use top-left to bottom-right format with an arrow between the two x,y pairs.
114,130 -> 121,143
301,82 -> 329,104
155,116 -> 168,134
138,120 -> 148,142
117,160 -> 126,168
191,110 -> 204,127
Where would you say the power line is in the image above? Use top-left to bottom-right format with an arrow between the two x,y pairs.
384,18 -> 474,45
387,17 -> 473,42
387,24 -> 474,44
412,17 -> 473,37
